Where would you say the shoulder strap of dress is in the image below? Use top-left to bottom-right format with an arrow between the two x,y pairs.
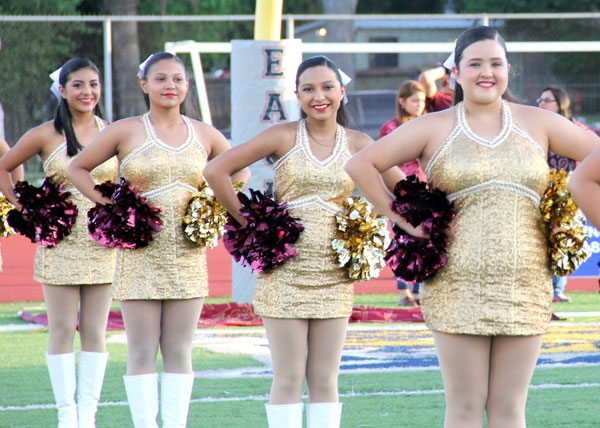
181,115 -> 196,142
94,116 -> 105,131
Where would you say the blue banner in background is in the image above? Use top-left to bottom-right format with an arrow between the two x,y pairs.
570,222 -> 600,277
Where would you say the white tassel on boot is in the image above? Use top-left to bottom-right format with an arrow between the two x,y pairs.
123,373 -> 159,428
307,402 -> 343,428
77,351 -> 108,428
160,372 -> 195,428
46,352 -> 78,428
265,403 -> 304,428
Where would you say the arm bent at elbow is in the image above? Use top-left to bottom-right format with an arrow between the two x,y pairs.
569,145 -> 600,230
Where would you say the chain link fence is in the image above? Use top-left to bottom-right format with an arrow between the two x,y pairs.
0,14 -> 599,176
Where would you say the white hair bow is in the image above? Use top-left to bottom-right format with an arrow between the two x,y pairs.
339,69 -> 352,104
138,54 -> 153,78
442,52 -> 456,90
49,67 -> 62,100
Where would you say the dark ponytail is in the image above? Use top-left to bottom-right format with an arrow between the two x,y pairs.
52,58 -> 103,157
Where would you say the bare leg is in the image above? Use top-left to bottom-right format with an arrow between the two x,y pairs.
262,317 -> 309,404
432,332 -> 491,428
43,284 -> 80,355
159,298 -> 204,373
305,318 -> 348,403
120,300 -> 162,375
78,283 -> 112,352
486,335 -> 543,428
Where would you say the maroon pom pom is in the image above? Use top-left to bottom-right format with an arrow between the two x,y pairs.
6,178 -> 78,247
385,175 -> 455,281
223,189 -> 304,273
87,178 -> 162,249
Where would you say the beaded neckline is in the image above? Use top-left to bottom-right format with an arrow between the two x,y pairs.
299,119 -> 345,169
142,112 -> 195,152
457,101 -> 512,148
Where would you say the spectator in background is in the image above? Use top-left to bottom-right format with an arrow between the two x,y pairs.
379,80 -> 426,306
418,54 -> 455,113
537,86 -> 592,302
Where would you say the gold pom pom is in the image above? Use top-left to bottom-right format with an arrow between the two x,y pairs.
0,195 -> 16,238
332,196 -> 391,282
540,169 -> 591,276
183,182 -> 243,248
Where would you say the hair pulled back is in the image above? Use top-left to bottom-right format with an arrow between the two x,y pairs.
295,55 -> 348,127
139,52 -> 188,115
452,26 -> 511,105
53,58 -> 103,156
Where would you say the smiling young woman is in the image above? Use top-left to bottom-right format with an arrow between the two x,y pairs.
0,58 -> 117,428
67,52 -> 249,428
345,26 -> 600,428
204,55 -> 405,428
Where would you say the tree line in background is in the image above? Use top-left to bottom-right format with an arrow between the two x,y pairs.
0,0 -> 598,150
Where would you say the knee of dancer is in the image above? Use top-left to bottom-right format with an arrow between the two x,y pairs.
447,393 -> 488,419
273,369 -> 306,394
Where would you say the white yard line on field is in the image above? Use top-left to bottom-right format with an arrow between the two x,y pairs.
2,382 -> 600,412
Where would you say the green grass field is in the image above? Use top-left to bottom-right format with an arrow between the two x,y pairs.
1,292 -> 599,427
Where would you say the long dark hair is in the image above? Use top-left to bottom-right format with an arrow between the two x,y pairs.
139,52 -> 188,116
452,26 -> 513,105
53,58 -> 103,157
295,55 -> 348,127
539,86 -> 572,119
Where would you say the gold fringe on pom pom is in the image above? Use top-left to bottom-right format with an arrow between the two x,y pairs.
540,169 -> 591,276
332,196 -> 391,282
183,181 -> 243,248
0,195 -> 16,238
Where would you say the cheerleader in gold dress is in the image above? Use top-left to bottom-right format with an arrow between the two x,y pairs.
68,52 -> 249,428
204,56 -> 403,428
0,138 -> 24,271
346,27 -> 600,428
0,58 -> 118,428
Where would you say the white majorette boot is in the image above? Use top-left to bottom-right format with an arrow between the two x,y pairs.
160,372 -> 195,428
77,351 -> 109,428
46,352 -> 78,428
307,402 -> 343,428
123,373 -> 159,428
265,403 -> 304,428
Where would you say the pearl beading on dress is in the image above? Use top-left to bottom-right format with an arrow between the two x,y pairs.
286,195 -> 341,214
447,179 -> 541,205
141,181 -> 198,200
426,101 -> 543,206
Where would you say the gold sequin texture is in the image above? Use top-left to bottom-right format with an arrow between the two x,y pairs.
422,102 -> 553,336
0,195 -> 15,239
113,114 -> 209,300
332,196 -> 391,282
183,181 -> 243,248
253,119 -> 356,319
540,168 -> 590,276
0,194 -> 16,272
34,131 -> 119,285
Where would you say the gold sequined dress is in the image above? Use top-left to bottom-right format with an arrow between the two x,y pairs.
34,117 -> 118,285
422,101 -> 553,336
252,119 -> 355,318
113,113 -> 208,300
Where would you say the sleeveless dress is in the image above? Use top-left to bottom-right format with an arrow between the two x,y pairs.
422,102 -> 553,336
113,113 -> 209,300
34,117 -> 119,285
252,119 -> 356,319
